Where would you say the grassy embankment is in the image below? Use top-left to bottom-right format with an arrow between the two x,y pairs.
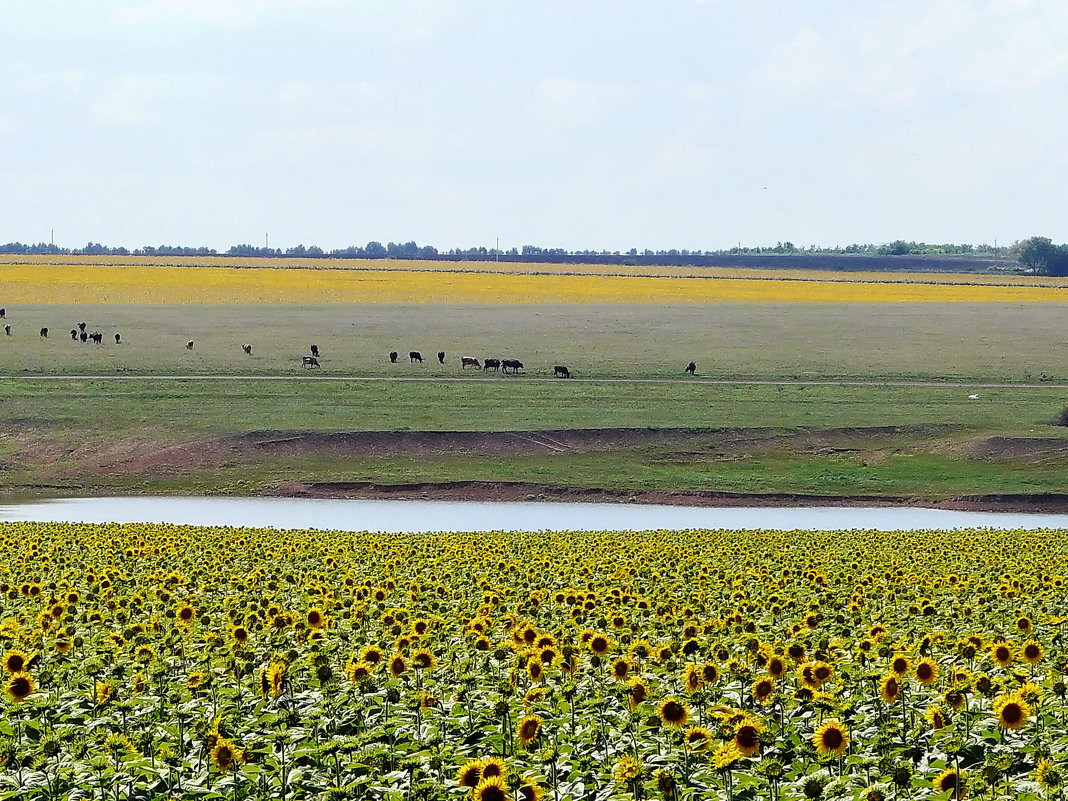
1,258 -> 1067,499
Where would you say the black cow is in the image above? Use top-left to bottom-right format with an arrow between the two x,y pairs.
78,322 -> 86,332
242,343 -> 252,355
302,355 -> 321,369
483,358 -> 501,372
310,344 -> 320,358
389,351 -> 398,363
685,361 -> 696,375
409,351 -> 423,363
70,329 -> 78,340
502,359 -> 523,374
39,327 -> 48,338
114,333 -> 121,344
0,308 -> 5,318
80,331 -> 88,342
3,325 -> 9,336
90,332 -> 103,344
186,340 -> 194,350
461,356 -> 481,369
437,350 -> 445,364
554,365 -> 571,378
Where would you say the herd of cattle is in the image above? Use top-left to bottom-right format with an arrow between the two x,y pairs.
1,307 -> 699,377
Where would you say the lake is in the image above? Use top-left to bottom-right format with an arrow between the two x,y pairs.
1,496 -> 1067,532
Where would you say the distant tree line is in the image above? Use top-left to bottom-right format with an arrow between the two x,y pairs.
0,237 -> 1060,272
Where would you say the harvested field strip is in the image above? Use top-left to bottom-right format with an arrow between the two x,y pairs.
2,262 -> 1067,304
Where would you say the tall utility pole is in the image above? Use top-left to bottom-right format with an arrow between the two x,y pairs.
265,233 -> 269,250
495,236 -> 499,263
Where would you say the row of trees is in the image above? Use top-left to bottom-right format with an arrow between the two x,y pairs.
1,237 -> 1064,272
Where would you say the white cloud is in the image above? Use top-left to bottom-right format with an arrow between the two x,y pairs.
91,75 -> 170,126
531,76 -> 630,132
113,0 -> 332,26
275,80 -> 385,119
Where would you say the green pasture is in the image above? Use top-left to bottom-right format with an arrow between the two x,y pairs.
1,301 -> 1067,499
0,301 -> 1066,381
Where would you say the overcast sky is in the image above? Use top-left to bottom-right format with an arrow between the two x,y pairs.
1,0 -> 1065,252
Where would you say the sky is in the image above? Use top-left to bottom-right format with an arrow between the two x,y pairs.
1,0 -> 1066,252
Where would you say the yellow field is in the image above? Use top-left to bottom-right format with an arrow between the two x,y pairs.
2,257 -> 1066,304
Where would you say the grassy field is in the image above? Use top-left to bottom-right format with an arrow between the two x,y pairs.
1,300 -> 1067,499
1,302 -> 1067,382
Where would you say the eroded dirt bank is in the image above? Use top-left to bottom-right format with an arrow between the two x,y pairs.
6,425 -> 1068,512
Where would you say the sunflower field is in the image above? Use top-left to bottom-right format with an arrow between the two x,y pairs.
0,522 -> 1066,800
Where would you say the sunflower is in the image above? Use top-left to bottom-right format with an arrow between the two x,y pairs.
455,759 -> 484,788
945,688 -> 967,711
701,661 -> 720,684
932,767 -> 966,799
734,720 -> 763,757
611,657 -> 631,681
1021,640 -> 1044,665
389,653 -> 407,678
990,642 -> 1013,667
891,654 -> 910,676
787,642 -> 806,662
7,671 -> 34,702
658,697 -> 689,728
306,608 -> 326,629
994,691 -> 1031,730
683,663 -> 703,693
95,681 -> 113,705
347,660 -> 372,683
684,725 -> 712,752
924,705 -> 946,729
527,657 -> 545,683
262,662 -> 285,698
813,719 -> 849,757
361,645 -> 384,665
767,655 -> 786,678
2,649 -> 31,675
176,604 -> 195,625
713,742 -> 742,770
880,674 -> 902,704
588,633 -> 611,656
914,657 -> 938,685
408,647 -> 434,671
614,754 -> 642,785
211,737 -> 241,772
516,774 -> 545,801
1035,758 -> 1063,791
628,677 -> 648,708
517,714 -> 542,747
481,756 -> 507,780
752,676 -> 776,705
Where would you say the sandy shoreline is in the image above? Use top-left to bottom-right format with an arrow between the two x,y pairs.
262,480 -> 1068,514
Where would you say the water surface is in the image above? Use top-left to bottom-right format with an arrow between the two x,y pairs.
1,496 -> 1067,532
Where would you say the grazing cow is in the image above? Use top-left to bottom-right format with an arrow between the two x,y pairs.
3,325 -> 9,336
502,359 -> 523,374
70,329 -> 78,340
80,331 -> 88,342
301,355 -> 321,369
461,356 -> 481,369
242,343 -> 252,355
0,308 -> 4,318
78,322 -> 86,333
310,344 -> 320,358
90,332 -> 103,344
409,351 -> 423,363
114,333 -> 121,344
685,361 -> 696,375
39,327 -> 48,338
437,350 -> 445,364
483,358 -> 501,372
389,351 -> 398,363
186,340 -> 194,350
554,365 -> 571,378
